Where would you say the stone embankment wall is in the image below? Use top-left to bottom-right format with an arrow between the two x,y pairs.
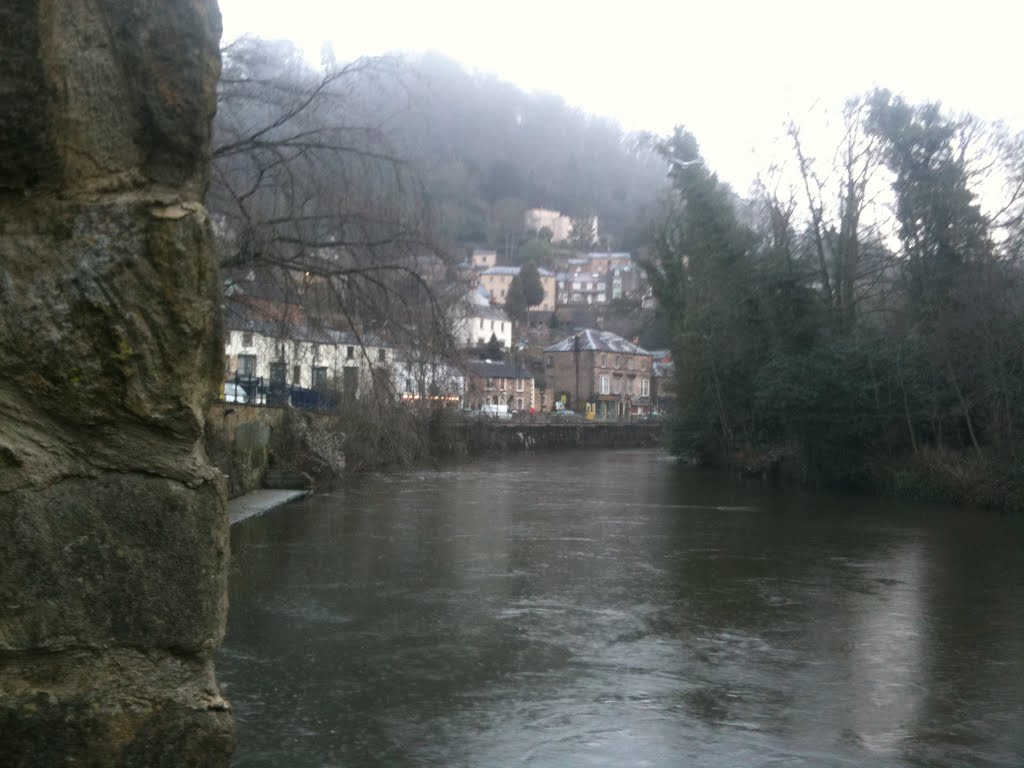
0,2 -> 233,765
460,422 -> 663,453
207,403 -> 286,498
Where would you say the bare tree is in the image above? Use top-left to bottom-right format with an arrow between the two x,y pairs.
209,37 -> 459,381
787,95 -> 887,333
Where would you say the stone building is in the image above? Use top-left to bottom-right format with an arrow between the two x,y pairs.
543,329 -> 653,419
463,360 -> 536,412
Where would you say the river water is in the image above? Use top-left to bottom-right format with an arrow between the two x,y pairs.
219,449 -> 1024,767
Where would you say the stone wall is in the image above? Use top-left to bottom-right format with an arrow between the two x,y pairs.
457,421 -> 663,454
0,2 -> 233,765
207,403 -> 286,498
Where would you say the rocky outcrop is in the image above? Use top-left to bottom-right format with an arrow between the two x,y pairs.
0,2 -> 233,765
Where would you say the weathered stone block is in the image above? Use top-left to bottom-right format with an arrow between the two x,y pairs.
0,0 -> 221,196
0,650 -> 234,767
0,475 -> 227,653
0,201 -> 224,492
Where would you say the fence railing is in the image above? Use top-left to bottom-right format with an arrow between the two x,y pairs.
219,374 -> 666,424
219,374 -> 337,411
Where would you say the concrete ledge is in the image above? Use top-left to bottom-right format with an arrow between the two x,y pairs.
228,489 -> 308,525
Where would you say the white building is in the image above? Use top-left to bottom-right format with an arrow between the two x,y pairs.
453,288 -> 513,349
223,315 -> 393,400
392,355 -> 465,408
524,208 -> 577,243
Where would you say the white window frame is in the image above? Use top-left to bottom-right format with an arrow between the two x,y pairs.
600,375 -> 610,395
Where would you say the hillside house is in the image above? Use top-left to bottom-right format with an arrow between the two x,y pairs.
454,288 -> 513,349
479,265 -> 557,313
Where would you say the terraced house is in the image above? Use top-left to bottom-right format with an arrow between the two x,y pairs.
223,302 -> 392,402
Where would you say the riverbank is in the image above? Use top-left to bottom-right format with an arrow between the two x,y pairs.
207,402 -> 664,496
717,441 -> 1024,514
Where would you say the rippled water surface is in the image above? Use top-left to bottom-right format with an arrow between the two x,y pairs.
219,449 -> 1024,767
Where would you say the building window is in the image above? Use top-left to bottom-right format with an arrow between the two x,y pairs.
614,356 -> 622,369
517,397 -> 524,410
486,377 -> 495,389
238,354 -> 256,378
641,358 -> 648,371
600,353 -> 607,368
490,320 -> 494,330
627,358 -> 634,371
241,331 -> 254,347
500,322 -> 505,331
311,366 -> 328,389
346,345 -> 355,360
479,318 -> 484,329
641,379 -> 650,397
377,348 -> 386,363
572,281 -> 581,290
545,355 -> 554,367
613,378 -> 622,395
627,379 -> 634,395
516,378 -> 524,392
600,375 -> 610,395
292,365 -> 301,385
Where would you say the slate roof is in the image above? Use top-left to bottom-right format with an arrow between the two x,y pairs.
544,329 -> 651,355
481,266 -> 554,277
224,302 -> 387,347
469,304 -> 510,322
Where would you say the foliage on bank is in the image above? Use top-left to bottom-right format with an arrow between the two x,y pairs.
646,91 -> 1024,511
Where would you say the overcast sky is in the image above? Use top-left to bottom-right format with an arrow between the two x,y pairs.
217,0 -> 1022,192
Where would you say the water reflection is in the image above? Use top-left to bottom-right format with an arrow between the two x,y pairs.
220,450 -> 1024,767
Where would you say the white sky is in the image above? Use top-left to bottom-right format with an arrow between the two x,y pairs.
217,0 -> 1023,193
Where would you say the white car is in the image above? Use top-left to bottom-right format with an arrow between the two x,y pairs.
223,382 -> 248,403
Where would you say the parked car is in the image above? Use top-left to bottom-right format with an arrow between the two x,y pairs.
480,404 -> 512,420
223,382 -> 247,403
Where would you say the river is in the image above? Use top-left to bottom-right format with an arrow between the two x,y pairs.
218,449 -> 1024,767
